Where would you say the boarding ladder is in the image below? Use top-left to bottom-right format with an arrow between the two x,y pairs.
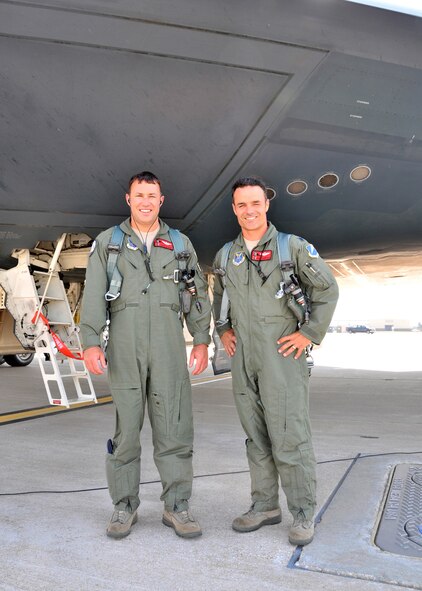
32,234 -> 97,408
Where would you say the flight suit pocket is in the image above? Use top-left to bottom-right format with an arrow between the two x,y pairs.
175,377 -> 193,438
109,301 -> 126,314
160,259 -> 181,308
233,391 -> 255,432
149,391 -> 168,436
301,263 -> 333,289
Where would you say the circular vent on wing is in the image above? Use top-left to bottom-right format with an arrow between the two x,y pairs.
318,173 -> 339,189
350,165 -> 371,182
286,180 -> 308,196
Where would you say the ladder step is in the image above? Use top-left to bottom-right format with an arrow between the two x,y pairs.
52,396 -> 97,406
44,372 -> 89,378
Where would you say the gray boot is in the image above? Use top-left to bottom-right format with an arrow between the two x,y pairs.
162,509 -> 202,538
106,508 -> 138,539
288,517 -> 314,545
232,506 -> 281,533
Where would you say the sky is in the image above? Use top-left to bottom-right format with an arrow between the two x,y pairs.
346,0 -> 422,17
331,275 -> 422,326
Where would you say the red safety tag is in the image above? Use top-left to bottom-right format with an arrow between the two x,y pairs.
31,311 -> 84,360
153,238 -> 174,250
251,249 -> 272,261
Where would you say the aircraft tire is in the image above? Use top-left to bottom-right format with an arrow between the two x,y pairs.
3,353 -> 35,367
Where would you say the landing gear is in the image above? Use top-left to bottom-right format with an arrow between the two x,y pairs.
0,353 -> 35,367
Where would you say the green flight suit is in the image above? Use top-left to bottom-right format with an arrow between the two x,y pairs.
213,223 -> 338,520
80,219 -> 211,513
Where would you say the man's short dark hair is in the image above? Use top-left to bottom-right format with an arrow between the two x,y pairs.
231,176 -> 268,201
128,171 -> 161,193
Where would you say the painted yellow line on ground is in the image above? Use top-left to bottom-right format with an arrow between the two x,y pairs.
0,374 -> 231,426
0,396 -> 112,426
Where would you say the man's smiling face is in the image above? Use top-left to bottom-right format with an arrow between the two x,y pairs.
126,179 -> 163,232
232,185 -> 269,239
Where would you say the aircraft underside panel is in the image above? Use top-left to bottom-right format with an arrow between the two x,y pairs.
1,0 -> 422,271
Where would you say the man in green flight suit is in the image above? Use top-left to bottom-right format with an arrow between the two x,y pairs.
80,171 -> 211,539
213,176 -> 338,545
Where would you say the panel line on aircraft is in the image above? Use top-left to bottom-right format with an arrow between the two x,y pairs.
0,2 -> 324,74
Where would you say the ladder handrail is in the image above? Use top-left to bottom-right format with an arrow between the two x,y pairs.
34,233 -> 67,324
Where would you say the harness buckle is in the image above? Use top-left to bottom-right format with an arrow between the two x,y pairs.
107,243 -> 121,254
213,267 -> 226,277
280,260 -> 294,272
162,269 -> 182,283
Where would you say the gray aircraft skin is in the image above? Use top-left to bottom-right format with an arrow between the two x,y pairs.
1,0 -> 422,275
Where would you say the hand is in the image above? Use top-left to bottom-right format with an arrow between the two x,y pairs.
277,331 -> 311,360
189,344 -> 209,375
84,346 -> 107,375
220,329 -> 237,357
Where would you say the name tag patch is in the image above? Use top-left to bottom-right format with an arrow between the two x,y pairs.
154,238 -> 174,250
251,249 -> 272,261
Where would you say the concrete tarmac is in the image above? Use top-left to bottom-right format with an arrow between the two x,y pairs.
0,332 -> 421,591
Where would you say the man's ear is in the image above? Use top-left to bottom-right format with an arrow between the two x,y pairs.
125,193 -> 130,206
159,195 -> 165,206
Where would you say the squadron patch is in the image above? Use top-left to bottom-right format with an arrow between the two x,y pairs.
89,240 -> 96,256
126,237 -> 139,251
306,244 -> 319,258
233,251 -> 245,266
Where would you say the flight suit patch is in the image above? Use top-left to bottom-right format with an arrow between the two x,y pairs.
154,238 -> 174,250
306,244 -> 319,258
251,250 -> 272,261
233,252 -> 245,266
126,238 -> 138,251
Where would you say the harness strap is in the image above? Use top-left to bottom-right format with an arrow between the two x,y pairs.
216,241 -> 233,327
276,232 -> 294,282
168,228 -> 183,257
105,226 -> 125,302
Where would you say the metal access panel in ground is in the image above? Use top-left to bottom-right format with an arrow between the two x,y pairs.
296,454 -> 422,589
375,463 -> 422,558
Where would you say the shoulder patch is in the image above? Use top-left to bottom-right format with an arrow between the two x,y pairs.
126,237 -> 139,251
89,240 -> 96,256
233,251 -> 245,266
306,244 -> 319,258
